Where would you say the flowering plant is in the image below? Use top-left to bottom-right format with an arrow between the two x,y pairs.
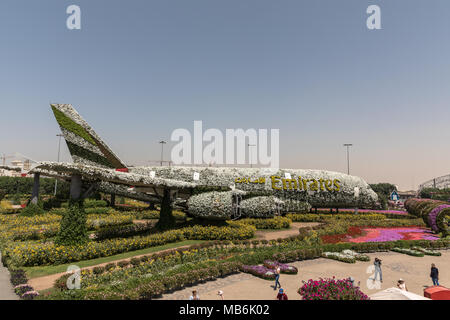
241,265 -> 276,280
298,277 -> 369,300
391,247 -> 424,257
263,260 -> 298,274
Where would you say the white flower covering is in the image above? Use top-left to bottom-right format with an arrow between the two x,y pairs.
32,162 -> 378,219
130,166 -> 378,208
323,250 -> 370,263
240,196 -> 282,218
61,128 -> 103,157
33,162 -> 196,189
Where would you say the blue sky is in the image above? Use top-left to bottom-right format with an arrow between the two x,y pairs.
1,0 -> 449,190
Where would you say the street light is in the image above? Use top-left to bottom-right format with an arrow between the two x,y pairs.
54,134 -> 64,196
343,144 -> 353,175
248,144 -> 256,168
159,140 -> 167,166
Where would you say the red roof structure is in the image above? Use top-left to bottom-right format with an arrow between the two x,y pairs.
424,286 -> 450,300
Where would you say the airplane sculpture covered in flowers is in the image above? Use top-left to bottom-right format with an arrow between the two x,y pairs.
30,104 -> 378,220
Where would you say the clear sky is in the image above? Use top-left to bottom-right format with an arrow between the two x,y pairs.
1,0 -> 449,190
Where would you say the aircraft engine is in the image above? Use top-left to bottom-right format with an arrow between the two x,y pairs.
187,191 -> 243,220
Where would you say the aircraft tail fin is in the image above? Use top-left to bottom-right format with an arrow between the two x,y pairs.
50,104 -> 127,169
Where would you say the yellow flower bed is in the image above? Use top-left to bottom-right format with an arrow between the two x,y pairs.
3,224 -> 255,267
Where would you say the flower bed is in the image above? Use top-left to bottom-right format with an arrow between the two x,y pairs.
298,277 -> 369,300
391,247 -> 424,257
4,224 -> 256,267
404,198 -> 449,236
316,208 -> 408,216
263,260 -> 298,274
411,246 -> 441,256
241,265 -> 276,280
0,213 -> 135,242
322,249 -> 370,263
237,216 -> 291,229
321,226 -> 439,244
287,213 -> 387,223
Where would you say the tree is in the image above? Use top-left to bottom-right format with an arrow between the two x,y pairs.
155,188 -> 175,230
55,200 -> 88,246
55,175 -> 88,246
370,183 -> 397,210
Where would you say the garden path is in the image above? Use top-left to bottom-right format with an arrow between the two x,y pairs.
255,222 -> 321,240
30,222 -> 320,291
157,273 -> 254,300
29,244 -> 193,291
0,253 -> 19,300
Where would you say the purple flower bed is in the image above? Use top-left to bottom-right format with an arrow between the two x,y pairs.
241,265 -> 276,280
263,260 -> 298,274
14,284 -> 34,296
317,208 -> 408,216
21,290 -> 39,300
428,205 -> 450,232
298,277 -> 369,300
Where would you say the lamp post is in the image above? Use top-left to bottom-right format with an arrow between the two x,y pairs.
248,144 -> 256,168
343,144 -> 353,175
54,134 -> 64,196
159,140 -> 167,166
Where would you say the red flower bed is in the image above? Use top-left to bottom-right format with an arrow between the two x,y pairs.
321,226 -> 364,244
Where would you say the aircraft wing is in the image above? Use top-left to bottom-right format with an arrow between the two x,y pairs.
31,162 -> 197,191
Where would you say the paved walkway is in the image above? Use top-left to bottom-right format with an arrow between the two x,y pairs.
255,222 -> 321,240
29,244 -> 193,291
0,253 -> 18,300
157,273 -> 254,300
160,250 -> 450,300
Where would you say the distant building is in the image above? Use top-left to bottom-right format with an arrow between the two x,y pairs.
10,160 -> 23,168
398,191 -> 417,202
0,168 -> 22,177
0,158 -> 33,177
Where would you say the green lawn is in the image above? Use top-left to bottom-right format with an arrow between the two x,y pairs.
24,240 -> 204,279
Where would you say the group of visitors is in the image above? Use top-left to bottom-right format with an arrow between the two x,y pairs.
187,257 -> 441,300
372,257 -> 441,290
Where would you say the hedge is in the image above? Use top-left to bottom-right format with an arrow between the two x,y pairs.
0,176 -> 69,196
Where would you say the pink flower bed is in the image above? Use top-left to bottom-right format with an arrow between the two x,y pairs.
317,208 -> 408,215
298,277 -> 369,300
348,227 -> 439,243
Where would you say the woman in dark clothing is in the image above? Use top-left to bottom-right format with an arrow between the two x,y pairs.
430,263 -> 439,286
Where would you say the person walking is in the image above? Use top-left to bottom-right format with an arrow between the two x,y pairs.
217,290 -> 224,300
430,264 -> 439,286
373,258 -> 382,283
276,288 -> 288,300
189,290 -> 200,300
274,266 -> 281,290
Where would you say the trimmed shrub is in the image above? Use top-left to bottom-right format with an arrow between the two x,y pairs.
55,201 -> 88,246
